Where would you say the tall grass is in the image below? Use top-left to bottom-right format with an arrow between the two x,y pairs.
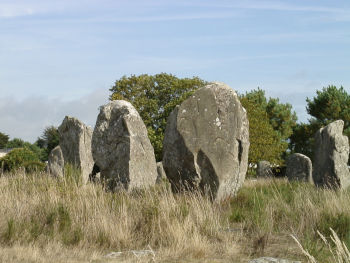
0,169 -> 241,262
1,170 -> 350,262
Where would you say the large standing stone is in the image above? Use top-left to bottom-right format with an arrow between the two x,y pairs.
313,120 -> 350,189
162,82 -> 249,201
286,153 -> 312,183
48,145 -> 64,178
92,100 -> 158,191
257,161 -> 273,177
58,116 -> 94,183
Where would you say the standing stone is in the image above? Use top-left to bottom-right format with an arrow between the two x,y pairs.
58,116 -> 94,183
156,162 -> 167,184
313,120 -> 350,189
162,82 -> 249,201
257,161 -> 273,177
92,100 -> 158,191
286,153 -> 312,183
48,145 -> 64,178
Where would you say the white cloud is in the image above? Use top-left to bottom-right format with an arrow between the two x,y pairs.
0,88 -> 109,142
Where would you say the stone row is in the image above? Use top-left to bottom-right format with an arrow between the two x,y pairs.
48,82 -> 250,201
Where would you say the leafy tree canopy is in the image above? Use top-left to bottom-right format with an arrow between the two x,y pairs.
243,88 -> 297,141
240,97 -> 288,166
0,132 -> 9,149
6,138 -> 46,162
35,126 -> 60,161
291,85 -> 350,160
306,85 -> 350,137
110,73 -> 207,161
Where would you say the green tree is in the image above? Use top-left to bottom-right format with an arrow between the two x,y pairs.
36,126 -> 60,160
240,97 -> 288,166
5,138 -> 25,148
240,89 -> 297,165
6,138 -> 46,162
306,85 -> 350,137
0,132 -> 9,148
290,85 -> 350,160
110,73 -> 207,161
289,120 -> 320,159
243,88 -> 297,141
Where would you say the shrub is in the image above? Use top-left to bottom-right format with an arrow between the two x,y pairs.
0,148 -> 44,172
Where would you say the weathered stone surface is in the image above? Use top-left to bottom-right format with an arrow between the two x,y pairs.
286,153 -> 312,183
249,257 -> 301,263
162,82 -> 249,201
156,162 -> 166,184
257,161 -> 273,177
92,100 -> 158,191
48,145 -> 64,178
58,116 -> 94,183
313,120 -> 350,189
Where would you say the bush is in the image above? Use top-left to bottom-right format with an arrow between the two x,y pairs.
0,148 -> 44,172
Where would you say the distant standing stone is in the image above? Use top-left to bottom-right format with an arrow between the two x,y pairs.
92,100 -> 158,191
58,116 -> 94,183
162,82 -> 249,201
257,161 -> 273,177
48,145 -> 64,178
156,162 -> 166,184
313,120 -> 350,189
286,153 -> 312,183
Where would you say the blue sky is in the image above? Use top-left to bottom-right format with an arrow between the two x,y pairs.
1,0 -> 349,142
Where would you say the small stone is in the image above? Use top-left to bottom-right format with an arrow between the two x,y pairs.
257,161 -> 273,177
156,162 -> 167,184
48,145 -> 64,178
286,153 -> 312,183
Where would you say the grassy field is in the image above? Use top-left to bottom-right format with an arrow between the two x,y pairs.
0,169 -> 350,262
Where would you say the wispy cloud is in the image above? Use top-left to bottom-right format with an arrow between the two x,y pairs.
0,4 -> 35,18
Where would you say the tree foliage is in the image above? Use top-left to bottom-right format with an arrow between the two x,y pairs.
306,85 -> 350,137
240,89 -> 297,165
6,138 -> 46,162
290,85 -> 350,160
36,126 -> 60,161
243,88 -> 297,141
240,97 -> 287,165
0,132 -> 9,149
110,73 -> 207,161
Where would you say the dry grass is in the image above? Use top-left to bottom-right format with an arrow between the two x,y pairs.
0,169 -> 243,262
1,170 -> 350,262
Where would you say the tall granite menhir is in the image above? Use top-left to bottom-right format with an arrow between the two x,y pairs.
313,120 -> 350,189
92,100 -> 158,191
163,82 -> 250,201
58,116 -> 94,183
